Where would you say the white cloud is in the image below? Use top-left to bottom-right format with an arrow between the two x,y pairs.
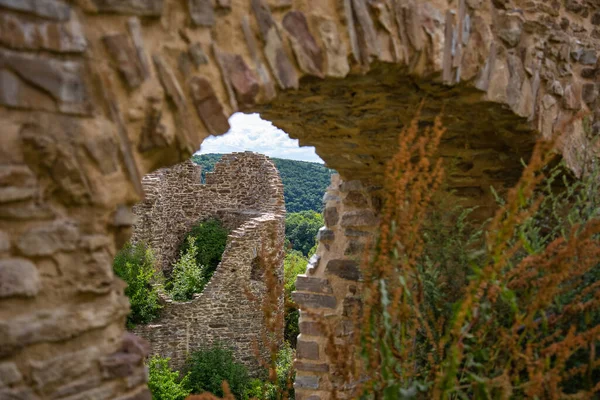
195,113 -> 324,163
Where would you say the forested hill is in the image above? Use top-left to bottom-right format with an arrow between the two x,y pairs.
191,154 -> 334,213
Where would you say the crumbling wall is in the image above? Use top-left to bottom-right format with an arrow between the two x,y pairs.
131,152 -> 285,373
2,0 -> 600,399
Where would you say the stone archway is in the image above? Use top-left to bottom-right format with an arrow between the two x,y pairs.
0,0 -> 597,399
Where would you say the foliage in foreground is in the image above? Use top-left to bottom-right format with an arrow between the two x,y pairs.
327,110 -> 600,398
169,236 -> 209,301
113,242 -> 161,327
148,356 -> 191,400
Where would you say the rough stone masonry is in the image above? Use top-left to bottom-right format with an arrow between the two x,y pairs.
1,0 -> 599,399
130,152 -> 286,375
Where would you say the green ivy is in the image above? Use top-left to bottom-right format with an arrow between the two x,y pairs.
169,236 -> 208,301
148,356 -> 191,400
113,242 -> 162,328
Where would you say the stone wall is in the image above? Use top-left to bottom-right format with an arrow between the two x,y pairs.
2,0 -> 600,399
130,152 -> 285,374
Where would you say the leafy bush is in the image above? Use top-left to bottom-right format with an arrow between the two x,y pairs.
285,211 -> 323,256
169,236 -> 208,301
179,218 -> 229,283
283,250 -> 307,346
113,241 -> 161,327
242,345 -> 296,400
183,343 -> 251,399
148,356 -> 191,400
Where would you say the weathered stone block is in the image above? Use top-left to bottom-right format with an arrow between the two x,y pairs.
213,47 -> 260,109
306,254 -> 321,275
100,352 -> 142,379
296,276 -> 333,294
188,0 -> 214,26
340,210 -> 378,228
103,34 -> 145,89
282,11 -> 324,78
0,0 -> 71,20
497,12 -> 523,47
295,361 -> 329,372
0,258 -> 40,298
0,387 -> 40,400
339,180 -> 363,192
91,0 -> 163,16
326,259 -> 361,281
297,339 -> 319,360
317,227 -> 334,243
30,347 -> 99,391
16,219 -> 79,256
189,76 -> 231,135
582,83 -> 598,105
299,321 -> 324,337
0,293 -> 129,357
189,42 -> 209,66
292,292 -> 336,309
344,191 -> 368,207
294,375 -> 319,389
0,362 -> 22,386
0,12 -> 86,53
580,49 -> 598,65
0,50 -> 91,114
0,165 -> 37,204
0,230 -> 9,253
324,206 -> 339,226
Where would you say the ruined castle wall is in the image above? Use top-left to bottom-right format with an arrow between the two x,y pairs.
132,152 -> 284,274
131,152 -> 285,373
2,0 -> 600,399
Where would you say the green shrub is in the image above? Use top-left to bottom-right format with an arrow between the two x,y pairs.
169,236 -> 208,301
243,345 -> 296,400
179,218 -> 229,282
283,250 -> 307,346
113,242 -> 161,327
148,356 -> 191,400
183,343 -> 251,399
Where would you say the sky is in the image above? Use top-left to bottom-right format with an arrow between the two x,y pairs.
195,113 -> 324,163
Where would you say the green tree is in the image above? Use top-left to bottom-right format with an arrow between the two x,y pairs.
283,250 -> 307,346
113,242 -> 161,327
148,356 -> 191,400
285,211 -> 323,256
169,236 -> 208,301
179,218 -> 229,283
183,343 -> 251,399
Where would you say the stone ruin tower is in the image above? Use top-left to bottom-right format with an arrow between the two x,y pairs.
130,152 -> 286,374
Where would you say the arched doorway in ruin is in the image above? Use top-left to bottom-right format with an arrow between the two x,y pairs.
0,0 -> 597,399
